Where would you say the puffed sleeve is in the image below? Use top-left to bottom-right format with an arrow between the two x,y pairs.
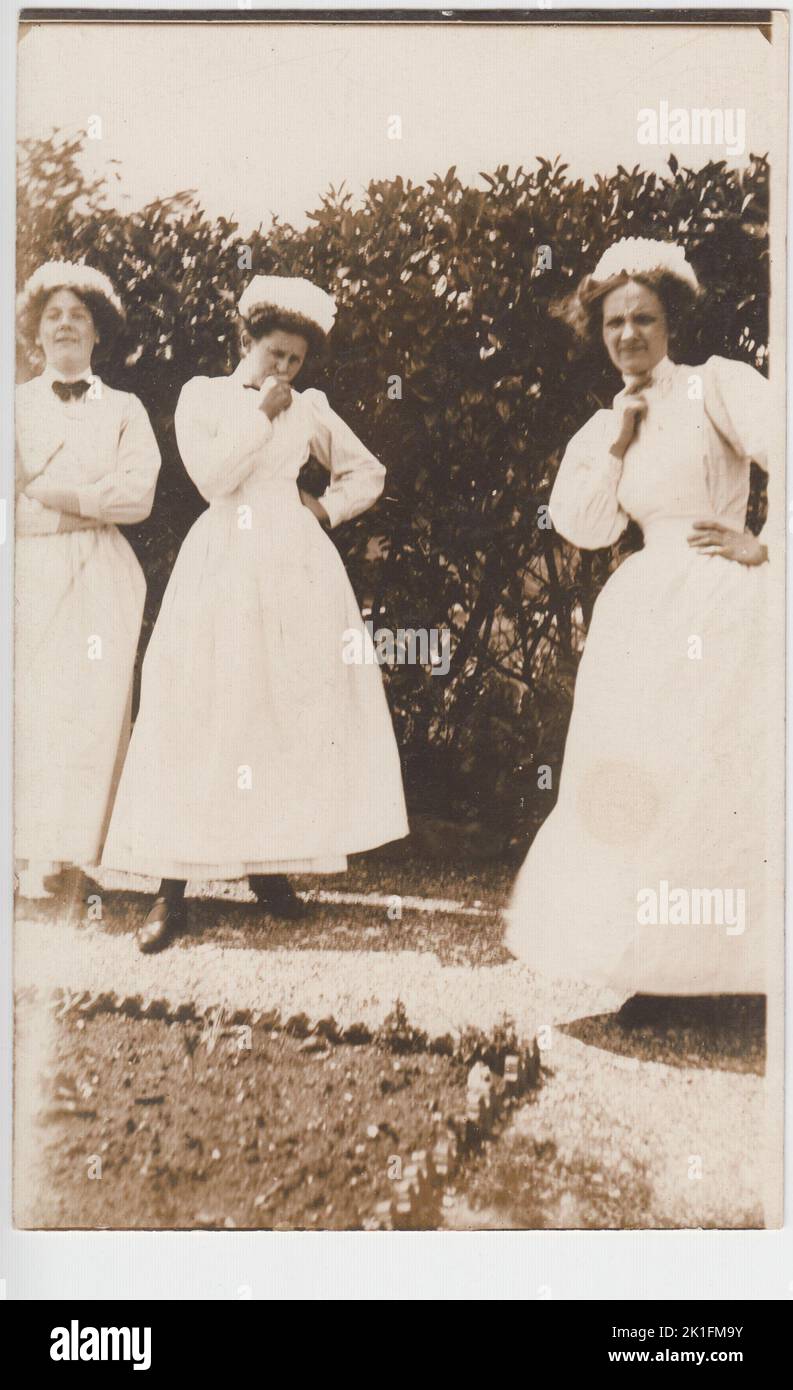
703,355 -> 769,468
175,375 -> 274,501
72,393 -> 161,524
548,408 -> 629,549
703,355 -> 772,548
302,389 -> 386,528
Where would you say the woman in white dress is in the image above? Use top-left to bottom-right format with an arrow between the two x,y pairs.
505,238 -> 773,1000
15,261 -> 161,897
103,275 -> 409,950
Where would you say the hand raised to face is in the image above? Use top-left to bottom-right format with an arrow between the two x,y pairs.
609,381 -> 650,460
256,376 -> 293,421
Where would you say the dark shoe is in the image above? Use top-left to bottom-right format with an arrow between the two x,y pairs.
136,896 -> 183,954
249,875 -> 308,921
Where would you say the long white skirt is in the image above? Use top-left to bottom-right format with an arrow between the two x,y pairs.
102,486 -> 409,878
505,520 -> 774,997
15,528 -> 145,867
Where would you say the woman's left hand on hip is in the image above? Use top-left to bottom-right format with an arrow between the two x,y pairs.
687,520 -> 768,566
299,488 -> 330,527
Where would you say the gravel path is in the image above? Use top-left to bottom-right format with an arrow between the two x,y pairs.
448,1031 -> 772,1230
15,918 -> 617,1040
15,876 -> 773,1229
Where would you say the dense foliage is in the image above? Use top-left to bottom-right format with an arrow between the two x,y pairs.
17,133 -> 769,844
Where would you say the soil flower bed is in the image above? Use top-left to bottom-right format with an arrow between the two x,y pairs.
19,999 -> 538,1232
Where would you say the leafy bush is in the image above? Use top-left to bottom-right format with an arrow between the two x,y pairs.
17,134 -> 769,846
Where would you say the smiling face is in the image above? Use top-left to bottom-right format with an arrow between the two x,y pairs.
37,288 -> 98,376
601,280 -> 669,377
241,328 -> 309,388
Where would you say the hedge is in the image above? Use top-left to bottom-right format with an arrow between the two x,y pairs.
17,134 -> 769,845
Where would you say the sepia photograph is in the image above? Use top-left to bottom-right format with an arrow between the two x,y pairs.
10,5 -> 786,1252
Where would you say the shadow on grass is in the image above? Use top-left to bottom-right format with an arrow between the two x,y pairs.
19,879 -> 512,967
562,995 -> 766,1075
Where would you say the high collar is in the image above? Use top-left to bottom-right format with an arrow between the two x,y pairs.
231,359 -> 256,390
41,364 -> 96,387
620,354 -> 675,392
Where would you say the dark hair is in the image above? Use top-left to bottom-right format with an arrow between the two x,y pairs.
553,269 -> 700,354
237,302 -> 327,360
17,284 -> 125,365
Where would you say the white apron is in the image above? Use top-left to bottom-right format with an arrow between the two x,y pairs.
15,372 -> 160,866
506,356 -> 775,997
102,370 -> 409,877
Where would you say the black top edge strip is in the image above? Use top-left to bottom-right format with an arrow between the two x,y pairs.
17,10 -> 776,26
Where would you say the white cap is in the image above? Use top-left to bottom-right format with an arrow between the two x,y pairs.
238,275 -> 337,335
592,238 -> 699,291
17,260 -> 124,319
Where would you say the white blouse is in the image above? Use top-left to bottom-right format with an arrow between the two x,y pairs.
174,364 -> 386,528
15,368 -> 161,536
549,355 -> 771,551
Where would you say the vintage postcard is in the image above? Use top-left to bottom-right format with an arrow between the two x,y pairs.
11,8 -> 786,1244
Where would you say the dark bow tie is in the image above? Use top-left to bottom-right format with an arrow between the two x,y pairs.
52,378 -> 91,401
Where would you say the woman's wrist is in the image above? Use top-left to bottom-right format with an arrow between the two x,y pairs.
299,489 -> 331,527
737,533 -> 768,566
26,483 -> 82,515
735,535 -> 768,566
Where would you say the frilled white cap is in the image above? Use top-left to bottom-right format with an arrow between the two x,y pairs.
238,275 -> 337,335
591,238 -> 699,291
16,260 -> 125,320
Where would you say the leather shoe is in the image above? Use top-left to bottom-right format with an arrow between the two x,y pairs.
249,875 -> 308,920
136,896 -> 183,953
